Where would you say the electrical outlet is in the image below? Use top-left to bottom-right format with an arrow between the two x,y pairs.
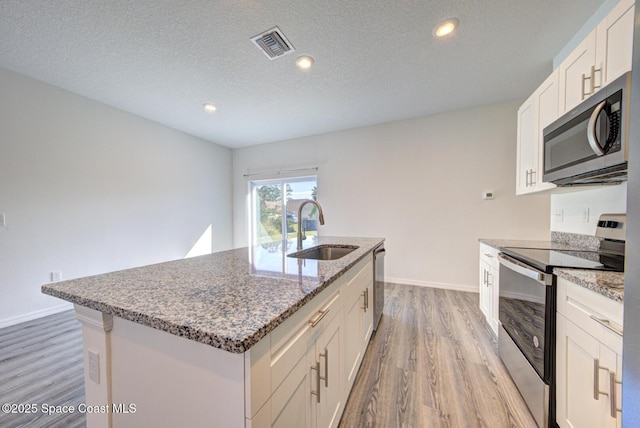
88,351 -> 100,384
554,209 -> 564,223
51,271 -> 62,282
582,208 -> 590,223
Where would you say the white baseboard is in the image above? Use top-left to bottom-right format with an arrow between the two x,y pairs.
385,276 -> 477,293
0,303 -> 74,329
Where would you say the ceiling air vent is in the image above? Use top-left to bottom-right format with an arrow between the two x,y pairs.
251,26 -> 295,59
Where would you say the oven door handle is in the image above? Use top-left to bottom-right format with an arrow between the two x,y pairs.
498,253 -> 552,286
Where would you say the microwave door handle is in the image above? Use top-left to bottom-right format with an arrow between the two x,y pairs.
587,100 -> 607,156
498,253 -> 551,285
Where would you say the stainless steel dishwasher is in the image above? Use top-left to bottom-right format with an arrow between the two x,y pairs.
373,243 -> 385,331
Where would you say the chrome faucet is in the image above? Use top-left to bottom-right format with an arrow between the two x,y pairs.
297,199 -> 325,250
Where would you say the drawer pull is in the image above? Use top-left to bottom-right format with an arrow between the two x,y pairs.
309,309 -> 330,328
589,315 -> 623,336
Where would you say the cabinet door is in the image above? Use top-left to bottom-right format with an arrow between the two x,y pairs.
361,283 -> 374,350
271,345 -> 314,428
314,312 -> 343,428
558,28 -> 597,114
556,314 -> 617,428
479,261 -> 492,322
488,263 -> 499,335
516,93 -> 537,195
534,71 -> 558,192
343,284 -> 364,392
596,0 -> 634,86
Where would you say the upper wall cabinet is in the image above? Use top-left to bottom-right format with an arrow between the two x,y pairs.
516,70 -> 558,195
596,0 -> 635,85
517,0 -> 634,196
558,0 -> 635,115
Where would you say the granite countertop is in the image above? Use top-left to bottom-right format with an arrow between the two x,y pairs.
42,236 -> 384,354
554,268 -> 624,303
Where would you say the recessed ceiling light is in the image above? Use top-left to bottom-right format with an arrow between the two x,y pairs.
203,103 -> 217,113
296,55 -> 314,70
434,18 -> 459,38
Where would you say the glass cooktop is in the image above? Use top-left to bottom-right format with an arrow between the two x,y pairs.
500,247 -> 624,273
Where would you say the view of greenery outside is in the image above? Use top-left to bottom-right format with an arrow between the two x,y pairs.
252,178 -> 317,246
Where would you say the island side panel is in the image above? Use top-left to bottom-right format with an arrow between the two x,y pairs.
74,305 -> 115,428
109,316 -> 246,428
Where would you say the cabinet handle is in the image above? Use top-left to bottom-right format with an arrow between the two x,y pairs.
592,65 -> 602,93
610,372 -> 622,418
582,72 -> 591,100
309,309 -> 330,328
366,288 -> 369,310
310,361 -> 321,403
589,315 -> 623,336
594,359 -> 611,400
582,65 -> 603,100
483,253 -> 494,258
319,348 -> 329,388
362,291 -> 367,312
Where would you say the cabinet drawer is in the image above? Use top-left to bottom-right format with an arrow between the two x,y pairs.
270,286 -> 341,393
557,277 -> 623,354
479,243 -> 499,269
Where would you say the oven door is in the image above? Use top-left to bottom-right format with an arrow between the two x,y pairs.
498,253 -> 554,381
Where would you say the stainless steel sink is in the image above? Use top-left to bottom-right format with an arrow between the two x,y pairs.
287,245 -> 359,260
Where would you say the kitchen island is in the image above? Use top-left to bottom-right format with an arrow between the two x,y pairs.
42,236 -> 384,428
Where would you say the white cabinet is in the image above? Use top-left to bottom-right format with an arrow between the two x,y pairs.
558,0 -> 634,114
556,277 -> 623,428
478,243 -> 499,335
343,259 -> 374,392
558,28 -> 598,114
516,71 -> 558,195
596,0 -> 635,87
251,255 -> 374,428
311,309 -> 343,428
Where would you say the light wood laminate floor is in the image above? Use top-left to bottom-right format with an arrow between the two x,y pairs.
0,310 -> 85,427
339,283 -> 537,428
0,284 -> 537,428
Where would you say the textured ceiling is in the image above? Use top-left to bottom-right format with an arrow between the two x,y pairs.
0,0 -> 605,148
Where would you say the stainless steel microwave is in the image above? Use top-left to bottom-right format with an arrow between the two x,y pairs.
543,71 -> 630,186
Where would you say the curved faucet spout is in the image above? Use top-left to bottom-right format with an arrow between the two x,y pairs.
297,199 -> 325,250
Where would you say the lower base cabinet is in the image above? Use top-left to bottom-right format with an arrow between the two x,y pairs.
250,256 -> 374,428
556,277 -> 623,428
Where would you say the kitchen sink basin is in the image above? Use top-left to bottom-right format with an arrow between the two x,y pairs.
287,245 -> 359,260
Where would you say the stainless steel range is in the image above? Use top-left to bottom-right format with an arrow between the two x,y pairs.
498,214 -> 626,428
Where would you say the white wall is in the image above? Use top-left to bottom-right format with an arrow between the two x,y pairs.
0,67 -> 233,326
550,183 -> 627,234
233,101 -> 551,291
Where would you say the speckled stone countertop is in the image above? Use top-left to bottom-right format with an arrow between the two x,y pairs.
554,268 -> 624,303
42,236 -> 384,354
